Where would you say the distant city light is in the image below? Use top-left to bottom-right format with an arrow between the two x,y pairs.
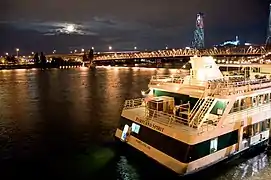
81,49 -> 85,52
109,46 -> 112,50
134,46 -> 137,50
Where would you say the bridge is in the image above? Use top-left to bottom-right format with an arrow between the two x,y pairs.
91,46 -> 268,62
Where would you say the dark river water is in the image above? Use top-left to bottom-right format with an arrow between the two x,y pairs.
0,67 -> 270,180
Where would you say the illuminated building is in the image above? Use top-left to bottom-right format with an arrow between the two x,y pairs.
192,12 -> 205,49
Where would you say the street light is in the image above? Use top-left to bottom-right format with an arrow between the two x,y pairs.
5,52 -> 8,56
74,49 -> 77,53
31,52 -> 34,55
109,46 -> 112,50
53,50 -> 56,54
134,46 -> 137,50
16,48 -> 19,57
81,49 -> 85,52
91,47 -> 94,50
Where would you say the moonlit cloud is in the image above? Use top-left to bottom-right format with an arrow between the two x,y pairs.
0,0 -> 268,54
0,21 -> 99,36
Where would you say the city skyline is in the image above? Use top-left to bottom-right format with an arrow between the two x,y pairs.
0,0 -> 270,54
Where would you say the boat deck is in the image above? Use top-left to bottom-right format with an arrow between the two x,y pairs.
122,106 -> 217,134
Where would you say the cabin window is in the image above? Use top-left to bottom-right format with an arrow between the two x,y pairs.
210,100 -> 227,115
232,100 -> 239,112
243,126 -> 249,139
260,121 -> 267,132
246,97 -> 252,109
267,119 -> 271,129
210,138 -> 218,153
259,95 -> 264,105
252,97 -> 257,107
240,99 -> 246,110
131,123 -> 140,134
253,123 -> 259,135
263,94 -> 268,104
248,125 -> 253,136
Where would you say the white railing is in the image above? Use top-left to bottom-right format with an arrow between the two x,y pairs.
150,74 -> 187,85
145,108 -> 189,126
123,98 -> 145,109
144,108 -> 218,134
226,103 -> 271,125
214,78 -> 271,95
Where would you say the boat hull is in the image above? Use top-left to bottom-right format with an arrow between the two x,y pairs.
115,117 -> 270,176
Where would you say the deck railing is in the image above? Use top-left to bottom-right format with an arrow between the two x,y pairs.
214,78 -> 271,95
123,98 -> 145,109
150,74 -> 188,85
144,108 -> 219,133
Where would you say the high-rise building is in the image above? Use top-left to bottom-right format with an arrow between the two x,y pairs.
192,13 -> 205,49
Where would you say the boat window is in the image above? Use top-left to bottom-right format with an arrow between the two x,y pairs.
260,121 -> 266,132
263,94 -> 268,104
240,99 -> 246,110
210,100 -> 227,115
131,123 -> 140,134
121,124 -> 130,141
267,119 -> 270,129
246,97 -> 252,109
259,95 -> 264,105
248,125 -> 253,136
243,126 -> 249,139
252,96 -> 257,107
232,100 -> 239,112
210,138 -> 218,153
253,123 -> 259,135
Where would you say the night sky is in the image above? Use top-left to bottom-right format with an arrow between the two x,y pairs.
0,0 -> 270,55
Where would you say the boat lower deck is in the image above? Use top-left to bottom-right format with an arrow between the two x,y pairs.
122,106 -> 217,136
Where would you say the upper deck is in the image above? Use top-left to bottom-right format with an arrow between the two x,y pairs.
149,56 -> 271,98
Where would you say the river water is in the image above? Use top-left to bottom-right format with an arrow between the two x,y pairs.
0,67 -> 270,180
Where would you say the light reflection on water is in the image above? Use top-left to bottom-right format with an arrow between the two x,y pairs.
0,67 -> 270,180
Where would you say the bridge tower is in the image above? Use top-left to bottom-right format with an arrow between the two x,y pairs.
192,12 -> 205,49
266,3 -> 271,45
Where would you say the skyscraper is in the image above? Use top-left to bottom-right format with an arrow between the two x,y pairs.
192,13 -> 205,49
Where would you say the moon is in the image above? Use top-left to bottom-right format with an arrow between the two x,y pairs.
66,24 -> 75,32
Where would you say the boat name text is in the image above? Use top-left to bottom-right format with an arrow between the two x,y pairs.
135,117 -> 164,132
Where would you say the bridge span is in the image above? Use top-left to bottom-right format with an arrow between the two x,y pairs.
92,46 -> 268,62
